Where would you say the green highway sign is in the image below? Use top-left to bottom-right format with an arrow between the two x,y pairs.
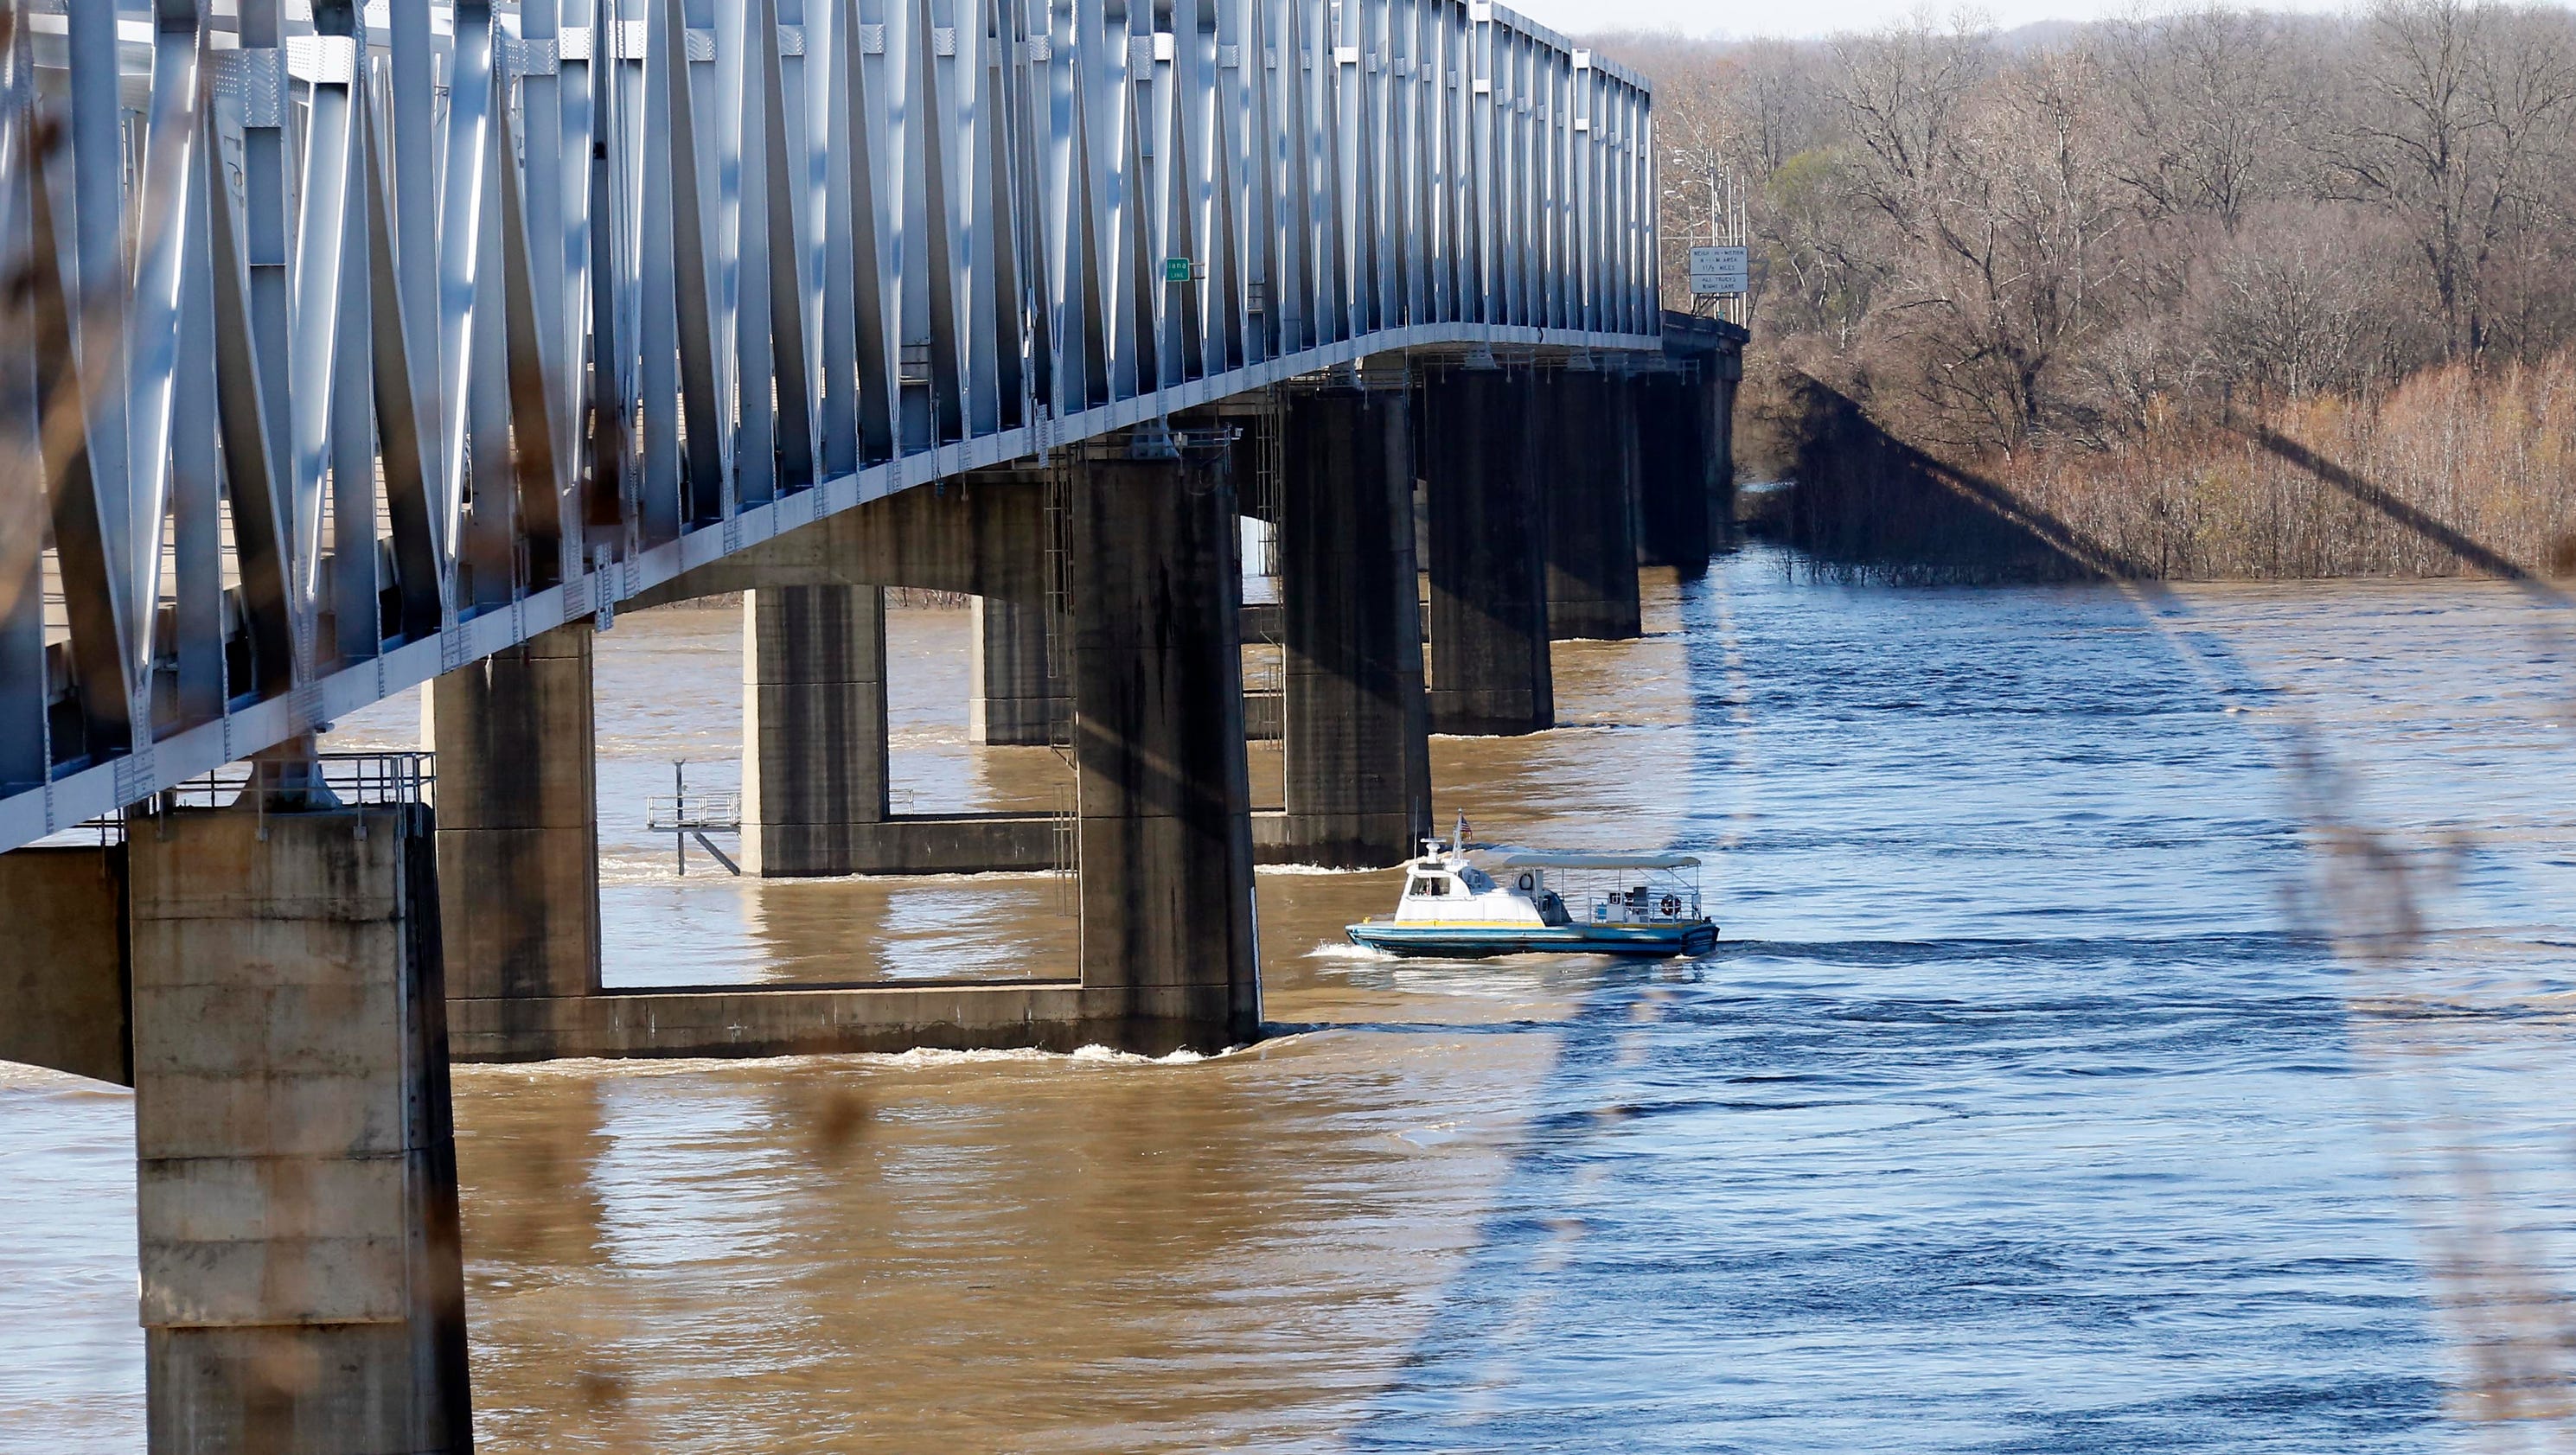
1164,257 -> 1193,284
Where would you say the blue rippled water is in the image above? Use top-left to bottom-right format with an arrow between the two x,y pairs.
1352,550 -> 2576,1452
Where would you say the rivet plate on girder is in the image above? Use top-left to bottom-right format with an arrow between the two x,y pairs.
213,48 -> 286,129
286,35 -> 360,86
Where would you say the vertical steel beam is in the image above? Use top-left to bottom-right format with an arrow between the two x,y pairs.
329,20 -> 384,666
752,0 -> 818,486
438,2 -> 498,572
291,18 -> 362,628
171,88 -> 227,723
240,0 -> 296,629
361,91 -> 445,645
495,93 -> 572,584
28,110 -> 133,760
63,0 -> 129,585
125,4 -> 207,699
205,112 -> 297,703
0,12 -> 51,785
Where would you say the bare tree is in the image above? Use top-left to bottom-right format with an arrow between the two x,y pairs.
2099,6 -> 2308,230
1828,16 -> 1994,235
1596,2 -> 2576,458
2328,0 -> 2576,359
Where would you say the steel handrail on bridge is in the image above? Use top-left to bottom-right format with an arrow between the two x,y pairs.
0,0 -> 1661,854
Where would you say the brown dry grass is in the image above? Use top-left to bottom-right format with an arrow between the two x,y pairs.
1756,355 -> 2576,582
1995,357 -> 2576,580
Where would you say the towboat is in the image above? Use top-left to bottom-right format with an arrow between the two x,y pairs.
1346,822 -> 1719,959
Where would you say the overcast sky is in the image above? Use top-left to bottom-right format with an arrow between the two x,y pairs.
1507,0 -> 2362,41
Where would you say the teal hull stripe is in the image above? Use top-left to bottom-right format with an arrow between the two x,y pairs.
1346,922 -> 1719,959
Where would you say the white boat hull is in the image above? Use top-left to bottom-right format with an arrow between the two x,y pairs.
1345,919 -> 1719,959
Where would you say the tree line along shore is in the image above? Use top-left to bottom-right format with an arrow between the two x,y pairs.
1597,2 -> 2576,581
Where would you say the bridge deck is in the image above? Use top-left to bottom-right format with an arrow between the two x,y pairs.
0,0 -> 1664,852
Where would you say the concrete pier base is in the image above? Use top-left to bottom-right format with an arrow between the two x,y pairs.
1069,445 -> 1262,1050
1545,371 -> 1643,641
968,596 -> 1067,745
426,620 -> 602,1001
743,584 -> 1053,877
1421,368 -> 1554,735
1273,386 -> 1432,867
129,804 -> 470,1454
744,584 -> 891,876
446,979 -> 1090,1060
1710,349 -> 1743,526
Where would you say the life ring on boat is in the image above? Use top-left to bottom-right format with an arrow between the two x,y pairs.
1659,894 -> 1682,917
1517,872 -> 1536,891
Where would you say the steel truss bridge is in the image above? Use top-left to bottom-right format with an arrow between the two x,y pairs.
0,0 -> 1660,853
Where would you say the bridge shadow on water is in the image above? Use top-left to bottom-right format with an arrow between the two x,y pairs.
1338,573 -> 1748,1450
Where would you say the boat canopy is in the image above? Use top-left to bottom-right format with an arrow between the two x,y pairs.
1493,851 -> 1700,870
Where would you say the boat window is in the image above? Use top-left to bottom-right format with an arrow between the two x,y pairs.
1407,875 -> 1446,897
1458,867 -> 1495,894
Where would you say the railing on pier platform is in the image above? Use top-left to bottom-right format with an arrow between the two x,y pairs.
645,763 -> 743,875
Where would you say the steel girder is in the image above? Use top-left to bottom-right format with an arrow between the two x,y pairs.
0,0 -> 1659,853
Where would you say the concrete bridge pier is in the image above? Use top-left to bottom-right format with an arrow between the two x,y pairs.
1420,367 -> 1554,736
968,596 -> 1067,745
1634,364 -> 1724,570
1070,439 -> 1263,1050
426,622 -> 604,1006
741,586 -> 1053,875
129,802 -> 471,1454
1709,348 -> 1743,523
1544,368 -> 1645,641
1638,370 -> 1720,569
743,585 -> 893,875
1268,384 -> 1433,867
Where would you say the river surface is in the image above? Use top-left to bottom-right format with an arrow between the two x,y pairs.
7,546 -> 2576,1452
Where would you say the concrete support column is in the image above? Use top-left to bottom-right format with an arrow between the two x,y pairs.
1275,386 -> 1433,867
742,584 -> 890,877
1710,348 -> 1744,527
1071,444 -> 1262,1052
428,619 -> 601,1001
0,843 -> 131,1084
1634,369 -> 1714,571
1419,367 -> 1554,735
1544,371 -> 1643,641
129,804 -> 470,1454
968,595 -> 1066,745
